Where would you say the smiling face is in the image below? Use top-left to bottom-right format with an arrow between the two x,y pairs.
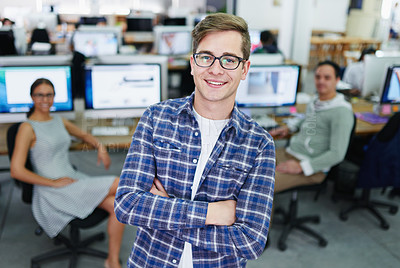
190,30 -> 250,117
31,83 -> 55,114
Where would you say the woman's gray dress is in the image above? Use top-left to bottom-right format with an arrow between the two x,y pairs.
28,115 -> 115,238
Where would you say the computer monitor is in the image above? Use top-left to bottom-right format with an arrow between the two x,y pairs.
126,17 -> 154,32
164,17 -> 186,26
249,29 -> 261,52
0,55 -> 72,67
0,65 -> 73,123
72,30 -> 119,57
249,53 -> 284,65
84,63 -> 162,119
24,12 -> 58,33
94,55 -> 168,101
79,16 -> 107,26
153,26 -> 192,56
380,65 -> 400,104
363,54 -> 400,98
236,65 -> 300,108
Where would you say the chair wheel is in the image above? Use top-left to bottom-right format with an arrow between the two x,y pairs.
380,222 -> 390,230
278,241 -> 287,251
34,227 -> 43,236
389,206 -> 398,214
339,213 -> 348,221
319,239 -> 328,247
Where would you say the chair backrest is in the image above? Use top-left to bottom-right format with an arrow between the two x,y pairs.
326,113 -> 357,182
0,29 -> 17,55
6,122 -> 34,204
358,112 -> 400,188
30,28 -> 50,44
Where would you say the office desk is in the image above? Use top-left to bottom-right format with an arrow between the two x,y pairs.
0,121 -> 136,155
0,100 -> 386,155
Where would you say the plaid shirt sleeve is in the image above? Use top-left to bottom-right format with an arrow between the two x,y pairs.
114,107 -> 209,230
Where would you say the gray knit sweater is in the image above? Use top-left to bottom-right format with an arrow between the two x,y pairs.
286,93 -> 354,176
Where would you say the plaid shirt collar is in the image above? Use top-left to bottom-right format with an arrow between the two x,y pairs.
176,92 -> 242,137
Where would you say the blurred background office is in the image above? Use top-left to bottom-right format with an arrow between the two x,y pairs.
1,0 -> 400,267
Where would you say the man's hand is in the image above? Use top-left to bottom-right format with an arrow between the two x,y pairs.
150,178 -> 169,198
206,200 -> 237,226
276,159 -> 303,174
268,125 -> 289,138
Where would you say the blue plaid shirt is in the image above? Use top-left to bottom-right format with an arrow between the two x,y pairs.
115,94 -> 275,268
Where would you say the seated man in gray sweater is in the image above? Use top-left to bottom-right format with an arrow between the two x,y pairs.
270,60 -> 354,193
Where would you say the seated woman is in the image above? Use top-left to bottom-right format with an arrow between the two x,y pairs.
10,78 -> 124,268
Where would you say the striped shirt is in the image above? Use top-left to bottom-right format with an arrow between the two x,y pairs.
115,93 -> 275,268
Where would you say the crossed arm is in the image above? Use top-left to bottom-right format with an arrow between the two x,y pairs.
151,178 -> 237,226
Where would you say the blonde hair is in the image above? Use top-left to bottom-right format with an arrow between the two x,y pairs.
192,13 -> 251,60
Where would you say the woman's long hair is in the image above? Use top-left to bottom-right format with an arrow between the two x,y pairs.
27,78 -> 55,118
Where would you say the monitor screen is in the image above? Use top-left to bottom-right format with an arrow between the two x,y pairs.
79,16 -> 107,25
126,17 -> 153,32
0,65 -> 73,114
154,26 -> 192,56
72,30 -> 119,57
236,65 -> 300,107
84,64 -> 162,118
363,54 -> 400,97
381,65 -> 400,104
164,17 -> 186,26
249,29 -> 261,52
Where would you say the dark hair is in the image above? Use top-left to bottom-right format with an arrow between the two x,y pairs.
260,30 -> 276,45
359,47 -> 376,61
27,78 -> 55,118
316,60 -> 341,78
192,13 -> 251,60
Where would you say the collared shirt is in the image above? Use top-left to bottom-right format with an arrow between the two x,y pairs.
115,93 -> 275,268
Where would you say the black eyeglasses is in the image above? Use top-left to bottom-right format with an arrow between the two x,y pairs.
193,53 -> 246,70
32,93 -> 55,99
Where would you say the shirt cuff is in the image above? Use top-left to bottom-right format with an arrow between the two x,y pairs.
300,160 -> 314,176
185,200 -> 208,228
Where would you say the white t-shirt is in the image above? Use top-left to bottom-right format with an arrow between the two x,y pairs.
178,109 -> 229,268
342,61 -> 364,92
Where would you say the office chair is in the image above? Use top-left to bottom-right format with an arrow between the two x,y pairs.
274,114 -> 356,251
338,113 -> 400,230
7,123 -> 109,268
0,29 -> 18,55
29,28 -> 54,55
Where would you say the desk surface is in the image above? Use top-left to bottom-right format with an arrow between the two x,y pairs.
0,100 -> 387,155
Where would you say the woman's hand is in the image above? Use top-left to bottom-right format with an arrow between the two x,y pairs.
52,177 -> 77,188
150,178 -> 169,198
97,146 -> 111,170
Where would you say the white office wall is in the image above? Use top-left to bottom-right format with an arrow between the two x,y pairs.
236,0 -> 282,30
237,0 -> 350,32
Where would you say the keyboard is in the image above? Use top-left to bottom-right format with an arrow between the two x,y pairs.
253,115 -> 280,130
91,126 -> 130,136
355,112 -> 389,124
